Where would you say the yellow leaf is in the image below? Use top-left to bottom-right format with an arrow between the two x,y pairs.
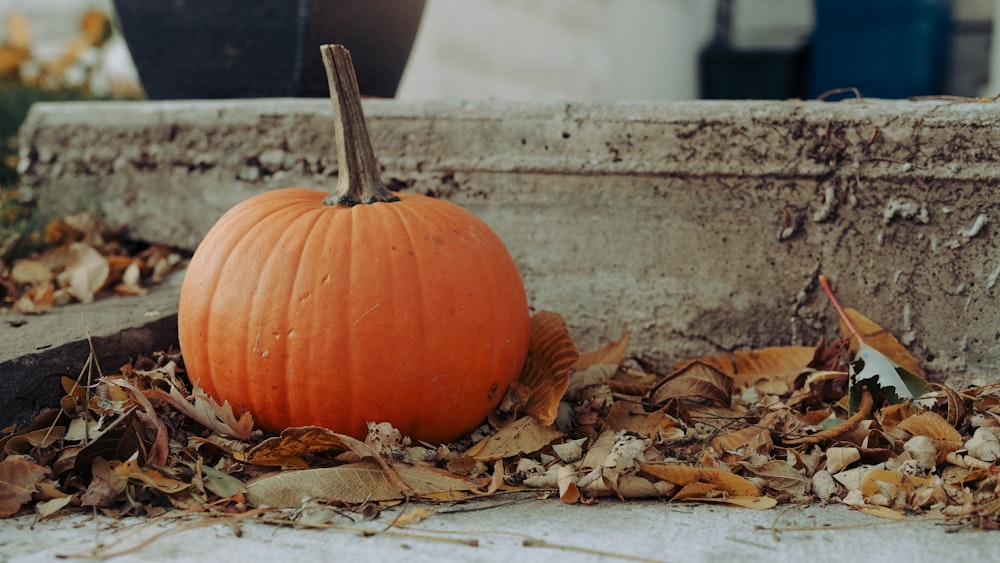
393,507 -> 434,526
895,411 -> 962,443
859,505 -> 906,521
638,462 -> 760,497
113,459 -> 190,494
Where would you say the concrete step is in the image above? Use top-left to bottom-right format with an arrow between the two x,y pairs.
1,272 -> 180,428
6,97 -> 999,428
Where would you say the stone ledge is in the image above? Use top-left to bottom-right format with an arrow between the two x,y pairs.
12,98 -> 1000,397
1,275 -> 181,428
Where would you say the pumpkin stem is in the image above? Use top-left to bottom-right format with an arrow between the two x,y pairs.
320,44 -> 400,206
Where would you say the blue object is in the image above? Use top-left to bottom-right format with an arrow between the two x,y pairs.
808,0 -> 952,99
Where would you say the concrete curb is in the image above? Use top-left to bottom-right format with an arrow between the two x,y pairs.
15,98 -> 1000,384
1,275 -> 181,428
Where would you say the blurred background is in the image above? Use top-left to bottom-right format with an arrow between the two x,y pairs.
0,0 -> 997,103
0,0 -> 997,184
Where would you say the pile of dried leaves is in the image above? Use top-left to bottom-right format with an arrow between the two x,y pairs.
0,211 -> 186,313
2,278 -> 1000,533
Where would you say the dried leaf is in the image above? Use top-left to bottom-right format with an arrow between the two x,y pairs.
393,507 -> 433,527
895,411 -> 962,443
808,336 -> 851,372
56,243 -> 109,303
551,438 -> 588,464
245,426 -> 364,467
70,408 -> 144,470
517,311 -> 579,424
113,459 -> 190,494
247,461 -> 408,506
103,379 -> 169,466
575,328 -> 629,370
392,463 -> 477,501
710,426 -> 772,463
557,464 -> 580,504
739,460 -> 809,496
672,481 -> 720,500
849,343 -> 928,412
649,361 -> 732,408
638,462 -> 760,497
11,259 -> 51,285
604,401 -> 677,440
144,371 -> 253,441
859,505 -> 906,521
4,427 -> 65,455
896,411 -> 963,457
0,459 -> 49,517
566,364 -> 617,397
674,346 -> 814,390
197,464 -> 248,499
246,460 -> 474,507
35,494 -> 74,519
467,416 -> 564,462
841,308 -> 925,378
826,447 -> 861,474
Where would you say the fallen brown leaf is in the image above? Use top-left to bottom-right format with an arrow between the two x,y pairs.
0,458 -> 49,517
466,416 -> 564,462
649,361 -> 732,408
711,426 -> 772,463
517,311 -> 579,425
246,459 -> 476,507
638,462 -> 760,497
675,346 -> 814,390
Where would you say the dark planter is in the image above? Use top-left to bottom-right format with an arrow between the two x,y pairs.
112,0 -> 425,99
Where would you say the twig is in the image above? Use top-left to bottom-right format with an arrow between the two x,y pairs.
816,87 -> 863,101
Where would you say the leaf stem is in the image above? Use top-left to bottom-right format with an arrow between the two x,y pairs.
818,275 -> 865,346
320,44 -> 399,207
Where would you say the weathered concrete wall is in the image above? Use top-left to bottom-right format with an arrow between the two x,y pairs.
17,98 -> 1000,384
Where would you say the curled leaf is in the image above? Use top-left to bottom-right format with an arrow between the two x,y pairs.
517,311 -> 579,425
649,361 -> 732,408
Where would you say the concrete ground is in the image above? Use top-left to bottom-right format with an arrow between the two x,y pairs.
1,496 -> 996,563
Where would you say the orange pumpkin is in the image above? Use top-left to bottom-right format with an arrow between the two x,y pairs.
177,45 -> 530,444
